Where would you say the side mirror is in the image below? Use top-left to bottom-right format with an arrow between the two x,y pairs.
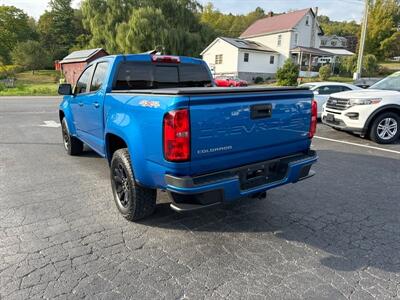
313,90 -> 319,95
58,83 -> 72,95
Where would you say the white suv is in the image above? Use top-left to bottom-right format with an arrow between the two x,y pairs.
322,72 -> 400,144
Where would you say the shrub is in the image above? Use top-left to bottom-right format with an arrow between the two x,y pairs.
0,82 -> 5,92
254,76 -> 264,84
362,54 -> 378,77
319,64 -> 331,81
276,59 -> 299,86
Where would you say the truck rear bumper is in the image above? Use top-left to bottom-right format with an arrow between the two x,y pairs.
165,150 -> 318,211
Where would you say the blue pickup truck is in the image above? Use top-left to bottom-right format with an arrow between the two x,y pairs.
58,54 -> 318,221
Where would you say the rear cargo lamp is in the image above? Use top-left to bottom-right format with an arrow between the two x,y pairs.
151,55 -> 180,64
309,100 -> 317,138
163,109 -> 190,162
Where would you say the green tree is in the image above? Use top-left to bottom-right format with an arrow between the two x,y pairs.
11,41 -> 51,73
365,0 -> 400,59
276,59 -> 299,86
116,7 -> 168,53
319,64 -> 331,80
81,0 -> 215,56
38,0 -> 79,61
199,3 -> 266,37
380,31 -> 400,59
0,6 -> 36,63
317,15 -> 360,36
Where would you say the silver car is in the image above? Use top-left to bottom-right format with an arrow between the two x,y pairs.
300,82 -> 362,118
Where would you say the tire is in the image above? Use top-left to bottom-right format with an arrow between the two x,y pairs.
110,148 -> 156,221
61,118 -> 83,155
369,112 -> 400,144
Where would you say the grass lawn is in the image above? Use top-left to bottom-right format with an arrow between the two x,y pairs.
380,62 -> 400,72
0,70 -> 60,96
299,76 -> 353,84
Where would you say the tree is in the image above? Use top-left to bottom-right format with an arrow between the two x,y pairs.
81,0 -> 215,56
199,3 -> 266,37
11,41 -> 51,73
365,0 -> 400,59
116,7 -> 168,53
380,31 -> 400,59
38,0 -> 79,61
0,6 -> 36,63
317,15 -> 360,36
276,59 -> 299,86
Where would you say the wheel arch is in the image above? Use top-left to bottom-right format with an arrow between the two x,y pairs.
105,132 -> 128,164
364,105 -> 400,136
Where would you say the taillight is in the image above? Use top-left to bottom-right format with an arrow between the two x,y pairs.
163,109 -> 190,162
309,100 -> 317,138
151,55 -> 180,63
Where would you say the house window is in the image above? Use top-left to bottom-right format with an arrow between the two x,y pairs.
331,41 -> 337,46
277,34 -> 282,47
306,16 -> 310,26
294,33 -> 298,46
270,56 -> 275,64
215,54 -> 223,64
244,53 -> 249,62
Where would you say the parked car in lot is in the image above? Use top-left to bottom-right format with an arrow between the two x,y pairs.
58,53 -> 318,221
214,76 -> 248,87
322,71 -> 400,144
300,82 -> 362,118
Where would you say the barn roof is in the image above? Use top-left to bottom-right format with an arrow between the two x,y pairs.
240,8 -> 322,38
60,48 -> 107,64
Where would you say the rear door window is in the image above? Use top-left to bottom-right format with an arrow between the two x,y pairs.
75,65 -> 94,94
90,62 -> 109,92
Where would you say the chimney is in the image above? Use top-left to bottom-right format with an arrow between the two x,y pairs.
268,11 -> 273,17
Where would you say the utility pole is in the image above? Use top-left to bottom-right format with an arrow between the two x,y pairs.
354,0 -> 369,80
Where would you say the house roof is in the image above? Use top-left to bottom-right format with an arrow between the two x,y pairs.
240,8 -> 321,38
219,37 -> 276,52
60,48 -> 107,64
320,35 -> 348,42
320,47 -> 355,56
200,37 -> 276,55
291,46 -> 333,56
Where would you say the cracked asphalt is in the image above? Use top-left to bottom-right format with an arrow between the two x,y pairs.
1,96 -> 400,300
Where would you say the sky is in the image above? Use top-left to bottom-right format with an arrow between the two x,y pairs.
0,0 -> 364,22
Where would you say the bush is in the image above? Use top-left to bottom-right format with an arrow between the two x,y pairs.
254,76 -> 264,84
0,82 -> 5,92
363,54 -> 378,77
276,59 -> 299,86
319,64 -> 331,80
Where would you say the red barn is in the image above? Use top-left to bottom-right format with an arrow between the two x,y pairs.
59,48 -> 109,85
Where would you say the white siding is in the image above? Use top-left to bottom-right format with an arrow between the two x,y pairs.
244,31 -> 292,67
201,39 -> 239,75
291,11 -> 321,48
237,50 -> 278,74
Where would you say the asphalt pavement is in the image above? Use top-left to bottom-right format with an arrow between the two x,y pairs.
0,96 -> 399,299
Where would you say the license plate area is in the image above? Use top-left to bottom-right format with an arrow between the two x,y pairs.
326,113 -> 335,122
239,160 -> 287,190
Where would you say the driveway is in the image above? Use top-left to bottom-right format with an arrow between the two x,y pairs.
1,97 -> 399,299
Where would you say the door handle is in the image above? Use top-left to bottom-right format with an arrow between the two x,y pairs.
250,104 -> 272,119
93,102 -> 100,108
78,102 -> 83,107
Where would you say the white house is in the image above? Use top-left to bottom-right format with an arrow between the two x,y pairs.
201,37 -> 278,80
201,8 -> 353,81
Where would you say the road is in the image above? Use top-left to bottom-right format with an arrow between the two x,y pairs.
0,96 -> 399,299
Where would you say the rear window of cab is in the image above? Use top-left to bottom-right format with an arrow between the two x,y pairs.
114,61 -> 212,90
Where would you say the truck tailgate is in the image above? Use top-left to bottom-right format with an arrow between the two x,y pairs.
189,89 -> 313,175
